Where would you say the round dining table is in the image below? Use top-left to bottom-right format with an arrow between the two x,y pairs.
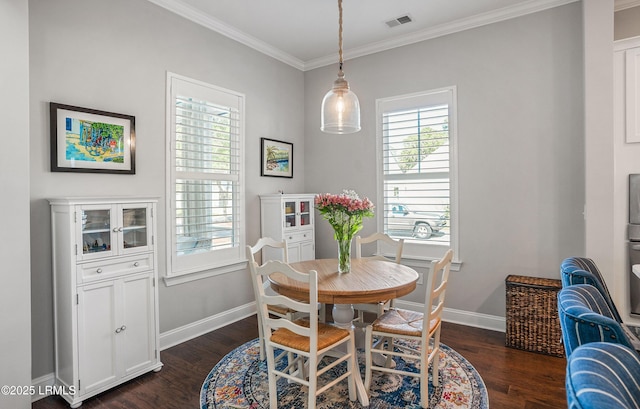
268,257 -> 419,407
269,257 -> 419,332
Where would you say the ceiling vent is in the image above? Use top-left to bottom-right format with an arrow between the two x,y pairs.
385,15 -> 412,28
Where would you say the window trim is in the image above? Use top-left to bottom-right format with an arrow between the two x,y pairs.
164,72 -> 246,285
375,86 -> 460,264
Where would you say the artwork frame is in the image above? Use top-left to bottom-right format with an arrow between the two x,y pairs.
50,102 -> 136,174
261,138 -> 293,178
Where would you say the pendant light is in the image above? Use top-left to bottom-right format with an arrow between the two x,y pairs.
321,0 -> 361,134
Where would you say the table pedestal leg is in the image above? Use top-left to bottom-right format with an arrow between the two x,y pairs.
330,303 -> 369,406
333,304 -> 372,349
332,304 -> 355,329
332,303 -> 395,367
333,303 -> 383,355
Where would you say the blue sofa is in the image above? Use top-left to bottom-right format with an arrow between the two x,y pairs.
560,257 -> 640,351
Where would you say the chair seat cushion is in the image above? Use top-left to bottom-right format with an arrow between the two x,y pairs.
372,308 -> 439,337
271,319 -> 350,352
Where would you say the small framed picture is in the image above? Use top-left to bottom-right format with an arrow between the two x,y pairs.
261,138 -> 293,178
50,102 -> 136,174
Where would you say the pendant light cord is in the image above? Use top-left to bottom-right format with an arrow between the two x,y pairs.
321,0 -> 360,133
338,0 -> 343,71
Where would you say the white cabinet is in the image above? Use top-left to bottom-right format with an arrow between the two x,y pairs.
627,46 -> 640,143
618,39 -> 640,144
49,197 -> 162,408
260,194 -> 315,262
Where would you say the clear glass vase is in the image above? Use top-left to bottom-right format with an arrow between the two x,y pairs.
337,236 -> 352,273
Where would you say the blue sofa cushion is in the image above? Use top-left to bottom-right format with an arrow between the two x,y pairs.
558,285 -> 634,356
566,342 -> 640,409
560,257 -> 623,323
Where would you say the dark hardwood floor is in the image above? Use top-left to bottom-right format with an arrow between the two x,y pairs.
33,315 -> 567,409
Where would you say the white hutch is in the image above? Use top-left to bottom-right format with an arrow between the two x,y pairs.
49,197 -> 162,408
259,194 -> 316,263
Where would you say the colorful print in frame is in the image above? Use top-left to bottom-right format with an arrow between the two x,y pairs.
261,138 -> 293,178
50,102 -> 135,174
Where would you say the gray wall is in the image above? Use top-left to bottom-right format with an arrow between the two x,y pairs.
1,0 -> 32,407
615,6 -> 640,40
23,0 -> 613,384
29,0 -> 305,379
304,4 -> 585,317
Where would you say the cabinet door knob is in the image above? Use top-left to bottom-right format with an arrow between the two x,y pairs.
118,227 -> 123,232
96,268 -> 103,274
115,325 -> 126,334
113,227 -> 119,233
134,262 -> 140,267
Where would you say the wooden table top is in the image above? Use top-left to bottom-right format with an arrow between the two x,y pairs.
268,258 -> 419,304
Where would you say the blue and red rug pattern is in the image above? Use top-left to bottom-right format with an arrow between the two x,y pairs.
200,338 -> 488,409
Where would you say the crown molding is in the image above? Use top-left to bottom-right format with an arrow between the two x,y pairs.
146,0 -> 306,70
615,0 -> 640,11
148,0 -> 579,72
305,0 -> 579,70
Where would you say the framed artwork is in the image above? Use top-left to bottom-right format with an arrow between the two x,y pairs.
261,138 -> 293,178
50,102 -> 136,174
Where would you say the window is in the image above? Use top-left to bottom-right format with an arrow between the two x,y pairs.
166,73 -> 245,279
377,87 -> 458,261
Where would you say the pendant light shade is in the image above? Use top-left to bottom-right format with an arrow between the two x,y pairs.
321,0 -> 361,134
321,71 -> 360,134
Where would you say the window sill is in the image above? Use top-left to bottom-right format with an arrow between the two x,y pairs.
376,252 -> 461,271
401,256 -> 462,271
163,259 -> 247,286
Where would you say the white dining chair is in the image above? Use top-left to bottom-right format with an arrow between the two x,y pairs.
248,255 -> 359,409
364,249 -> 453,409
247,237 -> 326,360
247,237 -> 295,361
353,232 -> 404,322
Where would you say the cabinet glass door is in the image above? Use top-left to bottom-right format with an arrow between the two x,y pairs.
122,208 -> 148,250
120,204 -> 151,254
284,201 -> 296,228
299,200 -> 311,227
81,208 -> 113,258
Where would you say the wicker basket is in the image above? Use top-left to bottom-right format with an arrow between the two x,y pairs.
505,275 -> 564,357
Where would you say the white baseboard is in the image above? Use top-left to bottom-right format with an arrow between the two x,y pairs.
137,299 -> 507,351
30,373 -> 55,402
394,299 -> 506,333
33,301 -> 504,401
159,302 -> 256,350
157,299 -> 505,349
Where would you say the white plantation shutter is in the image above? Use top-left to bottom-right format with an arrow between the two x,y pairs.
377,87 -> 458,260
167,73 -> 245,276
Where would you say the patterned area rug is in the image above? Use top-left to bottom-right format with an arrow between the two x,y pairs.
200,338 -> 488,409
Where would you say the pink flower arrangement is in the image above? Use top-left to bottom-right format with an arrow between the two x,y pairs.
315,190 -> 375,218
315,190 -> 374,272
